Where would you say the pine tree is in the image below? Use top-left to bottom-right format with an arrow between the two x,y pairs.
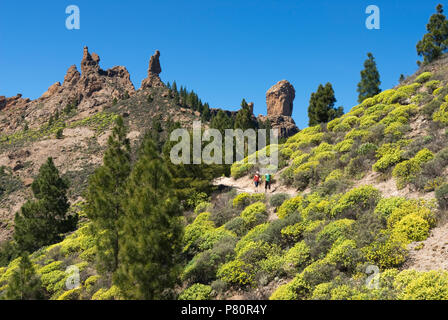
234,99 -> 256,130
4,253 -> 44,300
357,53 -> 381,103
171,81 -> 178,93
201,102 -> 211,121
210,109 -> 233,134
308,83 -> 343,126
14,158 -> 76,252
417,4 -> 448,64
85,116 -> 131,275
115,137 -> 183,299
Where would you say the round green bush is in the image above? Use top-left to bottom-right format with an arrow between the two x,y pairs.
179,284 -> 213,300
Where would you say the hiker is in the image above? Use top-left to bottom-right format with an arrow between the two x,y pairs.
264,173 -> 271,192
253,171 -> 261,192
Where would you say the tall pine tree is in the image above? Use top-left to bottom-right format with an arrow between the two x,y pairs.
357,53 -> 381,103
85,116 -> 131,275
308,83 -> 343,126
4,253 -> 44,300
234,99 -> 256,130
417,4 -> 448,64
115,137 -> 183,299
14,157 -> 76,252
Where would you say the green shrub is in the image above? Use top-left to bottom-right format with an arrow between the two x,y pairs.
316,219 -> 355,245
217,259 -> 254,286
283,241 -> 310,270
269,275 -> 310,300
374,197 -> 407,219
392,148 -> 434,189
399,271 -> 448,300
179,284 -> 213,300
194,201 -> 211,215
373,144 -> 404,172
224,217 -> 248,237
269,193 -> 290,208
415,72 -> 432,84
240,202 -> 267,226
277,196 -> 303,219
357,143 -> 378,156
392,213 -> 430,243
363,233 -> 408,269
331,186 -> 381,218
436,183 -> 448,210
232,192 -> 265,209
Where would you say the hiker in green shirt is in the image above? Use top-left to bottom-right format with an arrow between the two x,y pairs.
264,173 -> 271,192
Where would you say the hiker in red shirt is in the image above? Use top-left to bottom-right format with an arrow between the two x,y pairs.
253,171 -> 261,192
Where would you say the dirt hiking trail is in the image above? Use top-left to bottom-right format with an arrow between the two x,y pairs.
213,176 -> 298,196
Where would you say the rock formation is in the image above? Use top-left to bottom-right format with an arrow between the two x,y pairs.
141,50 -> 165,89
266,80 -> 295,117
260,80 -> 299,138
0,46 -> 135,134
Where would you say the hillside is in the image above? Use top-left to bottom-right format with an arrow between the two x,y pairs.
2,48 -> 448,300
0,48 -> 209,243
180,57 -> 448,300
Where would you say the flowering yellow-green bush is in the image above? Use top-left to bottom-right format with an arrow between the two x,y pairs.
386,200 -> 435,228
311,282 -> 333,300
56,288 -> 82,300
217,259 -> 255,286
234,223 -> 269,254
183,212 -> 236,253
281,223 -> 305,243
415,72 -> 433,84
324,169 -> 343,183
398,270 -> 448,300
425,80 -> 441,91
384,122 -> 406,137
179,283 -> 212,300
373,143 -> 404,172
283,241 -> 310,270
392,148 -> 434,189
374,196 -> 407,219
232,192 -> 265,209
240,202 -> 267,225
269,275 -> 310,300
335,139 -> 354,153
433,101 -> 448,124
330,284 -> 356,300
363,232 -> 408,269
316,219 -> 355,244
345,129 -> 369,140
277,196 -> 303,219
331,185 -> 381,217
91,285 -> 122,300
324,240 -> 358,270
392,213 -> 429,243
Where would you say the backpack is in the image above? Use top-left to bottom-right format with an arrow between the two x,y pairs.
254,174 -> 259,182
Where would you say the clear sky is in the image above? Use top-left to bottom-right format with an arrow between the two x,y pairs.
0,0 -> 443,128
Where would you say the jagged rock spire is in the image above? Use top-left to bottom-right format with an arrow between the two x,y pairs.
141,50 -> 165,89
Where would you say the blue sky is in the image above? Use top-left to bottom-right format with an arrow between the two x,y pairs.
0,0 -> 442,128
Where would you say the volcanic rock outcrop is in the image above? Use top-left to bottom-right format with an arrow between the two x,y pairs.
266,80 -> 295,117
259,80 -> 299,138
0,46 -> 135,134
141,50 -> 165,89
